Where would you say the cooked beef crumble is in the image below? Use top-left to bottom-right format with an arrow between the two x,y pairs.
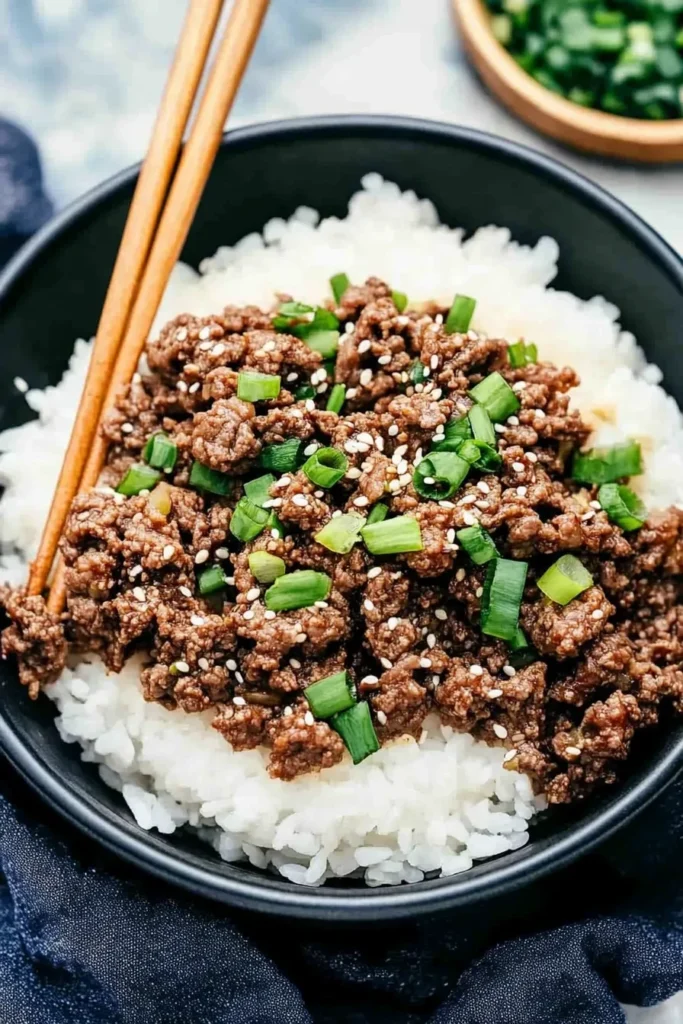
4,277 -> 683,801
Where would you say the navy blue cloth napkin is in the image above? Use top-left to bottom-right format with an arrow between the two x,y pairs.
1,116 -> 683,1024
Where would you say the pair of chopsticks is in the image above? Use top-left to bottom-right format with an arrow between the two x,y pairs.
27,0 -> 270,614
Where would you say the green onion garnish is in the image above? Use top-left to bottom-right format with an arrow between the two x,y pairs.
230,497 -> 270,543
468,403 -> 496,446
430,416 -> 472,453
248,550 -> 286,584
461,439 -> 503,473
597,483 -> 646,532
244,473 -> 275,507
189,461 -> 232,496
361,516 -> 423,555
314,514 -> 364,554
331,700 -> 380,765
237,371 -> 281,403
330,273 -> 350,304
469,372 -> 520,423
480,558 -> 528,642
507,340 -> 538,368
260,438 -> 304,473
392,290 -> 408,313
303,446 -> 348,488
508,626 -> 537,669
456,524 -> 499,565
571,441 -> 643,485
198,564 -> 228,596
279,301 -> 314,317
409,360 -> 428,386
413,451 -> 470,500
302,330 -> 340,359
264,570 -> 331,612
366,502 -> 389,526
295,384 -> 316,401
117,464 -> 162,496
445,294 -> 476,335
143,432 -> 178,472
537,554 -> 593,606
305,670 -> 356,719
326,384 -> 346,414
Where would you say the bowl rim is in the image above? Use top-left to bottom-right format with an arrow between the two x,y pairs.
452,0 -> 683,163
1,113 -> 683,921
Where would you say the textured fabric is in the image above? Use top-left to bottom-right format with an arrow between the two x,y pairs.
1,114 -> 683,1024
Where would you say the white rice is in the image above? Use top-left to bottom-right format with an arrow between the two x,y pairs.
1,174 -> 681,886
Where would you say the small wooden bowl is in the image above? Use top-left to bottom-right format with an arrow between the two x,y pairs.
453,0 -> 683,163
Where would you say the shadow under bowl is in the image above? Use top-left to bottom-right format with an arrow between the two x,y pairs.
0,115 -> 682,921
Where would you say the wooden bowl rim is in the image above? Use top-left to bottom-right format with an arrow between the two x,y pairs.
453,0 -> 683,148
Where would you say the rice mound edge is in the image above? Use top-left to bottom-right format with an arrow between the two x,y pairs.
1,174 -> 681,887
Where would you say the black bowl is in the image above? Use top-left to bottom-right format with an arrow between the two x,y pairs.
0,116 -> 682,922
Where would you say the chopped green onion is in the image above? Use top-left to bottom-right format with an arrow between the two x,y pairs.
392,290 -> 408,313
331,701 -> 379,765
430,416 -> 472,453
323,358 -> 336,378
445,294 -> 476,335
189,461 -> 232,496
264,570 -> 331,612
301,330 -> 339,359
267,512 -> 285,538
279,301 -> 314,317
571,441 -> 643,485
243,473 -> 275,507
537,554 -> 593,606
507,340 -> 537,368
508,627 -> 537,669
468,403 -> 496,445
361,516 -> 423,555
303,446 -> 348,488
597,483 -> 646,532
409,360 -> 428,386
330,273 -> 350,304
248,551 -> 286,584
198,565 -> 228,596
469,371 -> 520,423
413,451 -> 470,500
230,497 -> 269,543
462,439 -> 503,473
143,432 -> 178,472
326,384 -> 346,414
366,503 -> 389,526
295,384 -> 316,401
117,464 -> 162,496
456,524 -> 499,565
237,371 -> 281,402
314,514 -> 364,554
305,670 -> 356,719
480,558 -> 528,642
260,438 -> 304,473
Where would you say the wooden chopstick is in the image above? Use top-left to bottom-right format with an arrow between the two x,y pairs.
44,0 -> 271,615
28,0 -> 226,599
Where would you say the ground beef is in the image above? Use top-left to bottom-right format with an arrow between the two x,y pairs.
6,276 -> 682,800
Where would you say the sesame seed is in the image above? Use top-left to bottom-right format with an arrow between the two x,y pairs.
289,658 -> 301,669
590,500 -> 602,510
215,547 -> 229,559
199,340 -> 212,351
314,600 -> 329,609
387,616 -> 399,631
305,399 -> 316,412
246,587 -> 260,602
344,440 -> 358,454
227,659 -> 238,671
270,529 -> 280,539
296,632 -> 307,643
430,354 -> 439,369
314,489 -> 324,498
469,664 -> 484,677
463,511 -> 477,527
460,494 -> 477,505
292,493 -> 309,507
283,706 -> 293,717
356,432 -> 373,445
427,634 -> 436,650
517,486 -> 527,498
435,608 -> 447,621
332,509 -> 342,518
591,609 -> 604,620
198,658 -> 209,671
581,511 -> 595,522
361,675 -> 379,687
503,749 -> 518,764
303,442 -> 318,456
389,479 -> 401,492
493,723 -> 508,739
431,388 -> 443,400
121,422 -> 134,434
129,565 -> 143,578
345,322 -> 355,335
346,388 -> 357,399
176,327 -> 188,341
565,746 -> 582,757
346,467 -> 362,480
375,436 -> 385,451
358,340 -> 371,354
286,372 -> 298,382
210,342 -> 225,357
364,599 -> 375,611
225,576 -> 235,585
179,586 -> 192,598
388,424 -> 399,438
269,497 -> 283,507
494,423 -> 505,433
526,452 -> 538,463
233,696 -> 246,707
503,665 -> 516,677
378,355 -> 391,366
264,610 -> 276,620
354,496 -> 369,507
512,462 -> 525,473
359,369 -> 373,386
507,415 -> 519,426
439,500 -> 456,509
367,566 -> 382,579
512,381 -> 527,392
163,544 -> 175,560
243,610 -> 254,621
175,661 -> 190,674
475,586 -> 484,598
487,688 -> 503,698
455,568 -> 466,582
475,500 -> 489,511
422,367 -> 431,378
195,550 -> 209,565
446,528 -> 456,543
420,657 -> 432,669
423,476 -> 435,486
380,658 -> 393,670
191,615 -> 205,627
377,710 -> 388,725
198,326 -> 211,340
133,587 -> 146,602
